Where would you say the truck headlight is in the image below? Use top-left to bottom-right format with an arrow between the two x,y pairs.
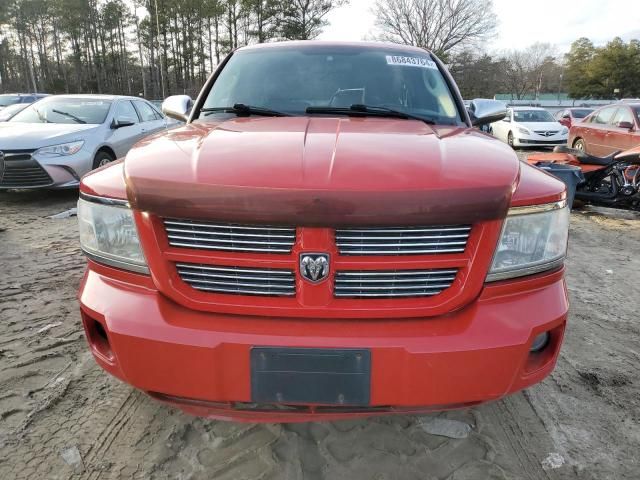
487,200 -> 569,282
36,140 -> 85,157
78,196 -> 149,274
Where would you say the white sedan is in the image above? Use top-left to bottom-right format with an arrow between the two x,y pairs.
491,107 -> 568,148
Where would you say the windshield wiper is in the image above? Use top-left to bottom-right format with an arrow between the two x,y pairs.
33,107 -> 51,123
201,103 -> 290,117
52,109 -> 86,124
306,104 -> 436,125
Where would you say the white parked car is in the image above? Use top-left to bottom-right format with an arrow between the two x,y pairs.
491,107 -> 568,148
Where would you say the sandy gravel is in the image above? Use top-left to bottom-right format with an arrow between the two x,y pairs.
0,185 -> 639,480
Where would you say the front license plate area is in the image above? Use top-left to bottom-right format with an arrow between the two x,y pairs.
251,348 -> 371,406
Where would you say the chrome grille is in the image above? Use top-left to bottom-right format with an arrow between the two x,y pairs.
176,263 -> 296,297
335,226 -> 471,255
0,150 -> 53,188
334,269 -> 458,298
164,219 -> 296,253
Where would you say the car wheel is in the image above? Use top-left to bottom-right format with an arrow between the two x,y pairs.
507,131 -> 515,148
92,151 -> 115,169
573,138 -> 586,152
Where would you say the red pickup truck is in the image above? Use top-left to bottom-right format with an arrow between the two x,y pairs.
78,41 -> 569,422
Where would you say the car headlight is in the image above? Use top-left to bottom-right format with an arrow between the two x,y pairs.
78,196 -> 149,274
486,200 -> 569,282
36,140 -> 85,157
517,126 -> 531,135
561,127 -> 569,135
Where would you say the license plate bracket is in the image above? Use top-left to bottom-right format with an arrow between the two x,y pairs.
250,347 -> 371,406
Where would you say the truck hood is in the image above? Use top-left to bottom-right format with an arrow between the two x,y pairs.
0,123 -> 99,149
125,117 -> 520,226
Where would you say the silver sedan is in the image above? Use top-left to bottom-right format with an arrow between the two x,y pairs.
0,95 -> 169,189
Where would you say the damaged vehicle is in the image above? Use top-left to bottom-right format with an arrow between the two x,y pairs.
529,145 -> 640,210
78,41 -> 570,422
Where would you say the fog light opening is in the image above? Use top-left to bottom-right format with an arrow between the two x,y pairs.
94,321 -> 109,343
82,312 -> 114,362
530,332 -> 550,353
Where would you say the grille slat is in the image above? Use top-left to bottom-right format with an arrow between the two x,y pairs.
180,274 -> 294,285
337,241 -> 468,248
334,269 -> 458,298
179,272 -> 293,282
168,242 -> 293,253
337,283 -> 452,291
336,226 -> 471,255
164,220 -> 293,231
337,227 -> 471,234
175,264 -> 293,276
164,219 -> 296,253
165,227 -> 295,239
176,263 -> 296,297
336,234 -> 469,240
166,234 -> 294,246
0,151 -> 53,188
337,269 -> 458,276
337,276 -> 456,283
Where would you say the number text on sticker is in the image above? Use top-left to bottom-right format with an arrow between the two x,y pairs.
386,55 -> 438,70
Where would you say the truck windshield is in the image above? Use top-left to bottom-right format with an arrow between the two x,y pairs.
200,45 -> 462,125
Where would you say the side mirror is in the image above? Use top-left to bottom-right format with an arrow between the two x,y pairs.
468,99 -> 508,127
112,119 -> 135,129
617,121 -> 634,130
162,95 -> 193,122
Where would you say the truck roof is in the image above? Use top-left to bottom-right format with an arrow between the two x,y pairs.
238,40 -> 432,55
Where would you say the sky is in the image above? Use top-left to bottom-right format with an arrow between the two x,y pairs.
319,0 -> 640,54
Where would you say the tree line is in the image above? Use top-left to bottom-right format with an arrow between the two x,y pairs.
1,0 -> 638,101
451,38 -> 640,101
0,0 -> 345,98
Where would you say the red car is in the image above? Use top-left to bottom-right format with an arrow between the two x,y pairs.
77,41 -> 569,422
569,103 -> 640,156
555,107 -> 594,129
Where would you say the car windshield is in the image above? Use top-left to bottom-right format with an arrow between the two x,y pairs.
633,106 -> 640,121
10,97 -> 112,124
513,110 -> 555,122
200,45 -> 462,125
0,104 -> 28,121
572,109 -> 593,118
0,95 -> 22,107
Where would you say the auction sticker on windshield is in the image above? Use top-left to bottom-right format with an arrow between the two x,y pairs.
386,55 -> 438,69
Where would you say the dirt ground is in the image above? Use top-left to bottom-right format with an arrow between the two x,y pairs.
1,182 -> 639,479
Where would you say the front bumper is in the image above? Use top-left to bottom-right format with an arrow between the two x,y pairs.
514,136 -> 568,147
0,151 -> 91,189
79,261 -> 568,422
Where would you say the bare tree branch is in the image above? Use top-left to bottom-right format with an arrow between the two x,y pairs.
372,0 -> 497,59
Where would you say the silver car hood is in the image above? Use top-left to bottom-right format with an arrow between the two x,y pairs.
0,123 -> 100,150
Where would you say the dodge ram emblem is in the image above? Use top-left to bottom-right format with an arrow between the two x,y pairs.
300,254 -> 330,283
